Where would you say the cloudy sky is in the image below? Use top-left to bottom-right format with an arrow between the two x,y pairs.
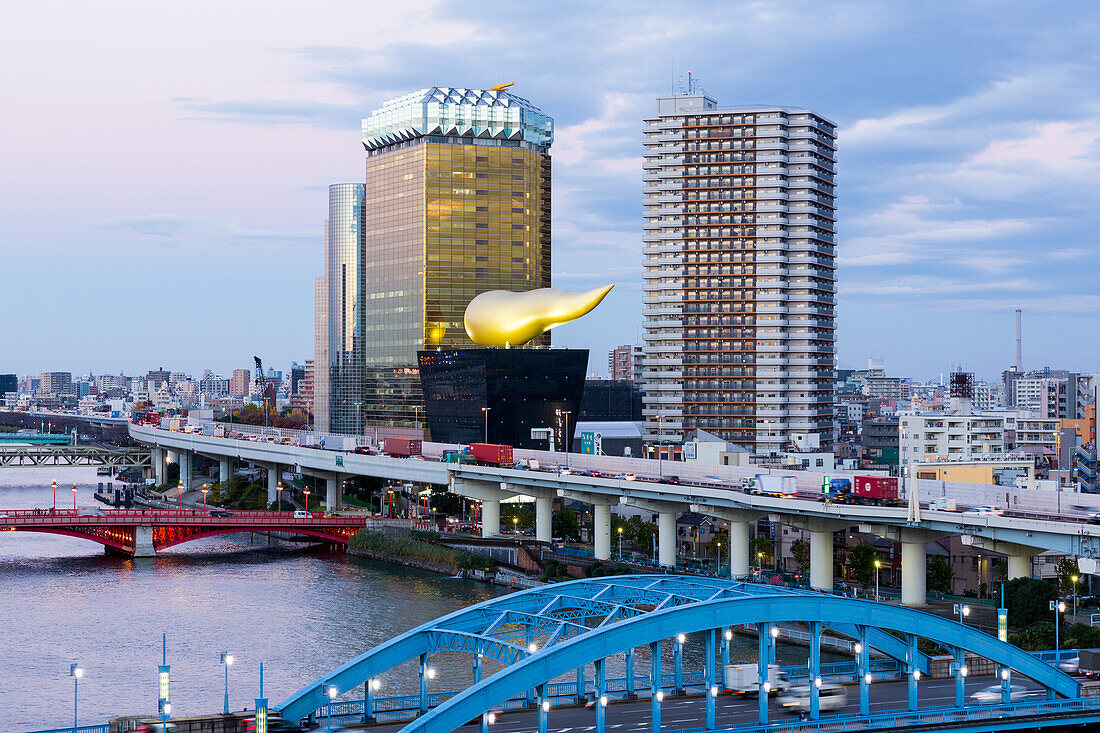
3,1 -> 1099,381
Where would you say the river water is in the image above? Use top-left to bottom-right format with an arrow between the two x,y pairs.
0,467 -> 826,732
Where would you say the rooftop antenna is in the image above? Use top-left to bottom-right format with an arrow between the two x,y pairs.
1015,308 -> 1023,371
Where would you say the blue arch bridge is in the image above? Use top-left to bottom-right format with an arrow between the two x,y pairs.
280,576 -> 1097,733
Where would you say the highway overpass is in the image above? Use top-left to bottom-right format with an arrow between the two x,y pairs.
130,423 -> 1100,605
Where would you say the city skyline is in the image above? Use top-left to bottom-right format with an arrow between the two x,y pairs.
3,2 -> 1100,379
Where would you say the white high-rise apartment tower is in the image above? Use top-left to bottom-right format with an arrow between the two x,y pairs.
642,92 -> 836,454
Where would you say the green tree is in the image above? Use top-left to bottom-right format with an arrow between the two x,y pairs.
848,542 -> 878,588
1055,557 -> 1080,598
791,539 -> 810,572
501,504 -> 535,532
1004,577 -> 1058,628
553,509 -> 580,541
750,536 -> 774,568
926,556 -> 954,593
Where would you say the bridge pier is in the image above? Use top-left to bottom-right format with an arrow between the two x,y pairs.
451,478 -> 521,538
961,535 -> 1038,580
482,500 -> 500,538
326,477 -> 340,511
178,451 -> 192,491
704,508 -> 763,577
594,504 -> 611,560
267,467 -> 279,506
133,525 -> 156,557
153,448 -> 167,485
620,497 -> 684,567
219,459 -> 231,484
535,495 -> 552,543
862,524 -> 945,606
784,516 -> 847,591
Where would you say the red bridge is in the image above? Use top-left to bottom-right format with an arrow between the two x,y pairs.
0,508 -> 367,557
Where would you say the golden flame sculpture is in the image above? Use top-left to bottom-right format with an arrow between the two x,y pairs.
464,285 -> 614,347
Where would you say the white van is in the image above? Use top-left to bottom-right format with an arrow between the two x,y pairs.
294,510 -> 311,519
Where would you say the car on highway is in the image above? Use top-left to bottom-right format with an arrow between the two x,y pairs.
963,505 -> 1005,516
293,510 -> 312,519
778,684 -> 847,713
664,475 -> 682,485
970,684 -> 1041,703
617,473 -> 637,481
208,509 -> 232,517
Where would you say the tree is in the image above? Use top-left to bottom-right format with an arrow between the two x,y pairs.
791,539 -> 810,572
1055,558 -> 1080,598
927,556 -> 954,594
1004,577 -> 1058,628
501,504 -> 534,532
848,542 -> 878,588
553,509 -> 580,541
750,536 -> 774,568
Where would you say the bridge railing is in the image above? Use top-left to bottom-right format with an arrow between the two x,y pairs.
664,696 -> 1100,733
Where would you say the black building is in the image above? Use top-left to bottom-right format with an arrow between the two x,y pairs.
418,349 -> 588,449
580,379 -> 643,421
0,374 -> 15,401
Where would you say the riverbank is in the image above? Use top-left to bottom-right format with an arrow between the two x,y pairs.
347,529 -> 496,575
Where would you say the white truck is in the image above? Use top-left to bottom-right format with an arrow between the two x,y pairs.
742,474 -> 798,498
928,496 -> 958,511
723,664 -> 791,696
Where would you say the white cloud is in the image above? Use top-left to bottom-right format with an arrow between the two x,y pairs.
97,214 -> 190,238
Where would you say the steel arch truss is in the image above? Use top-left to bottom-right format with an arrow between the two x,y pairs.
276,576 -> 1081,729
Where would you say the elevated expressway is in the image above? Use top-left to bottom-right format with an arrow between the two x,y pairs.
130,425 -> 1100,605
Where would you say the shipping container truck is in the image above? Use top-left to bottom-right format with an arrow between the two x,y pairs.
384,437 -> 423,457
851,476 -> 900,505
469,443 -> 514,466
444,450 -> 477,464
1079,650 -> 1100,677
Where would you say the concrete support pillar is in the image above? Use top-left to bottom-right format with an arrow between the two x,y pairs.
266,468 -> 279,506
535,495 -> 552,543
166,449 -> 178,465
658,511 -> 676,567
809,529 -> 834,591
219,459 -> 231,484
133,526 -> 156,558
1008,552 -> 1032,580
326,477 -> 340,510
481,500 -> 500,538
730,520 -> 751,577
594,504 -> 611,560
178,451 -> 192,491
901,539 -> 927,607
154,448 -> 166,485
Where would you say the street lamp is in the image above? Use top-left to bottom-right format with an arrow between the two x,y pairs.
177,480 -> 184,506
757,551 -> 764,575
512,516 -> 519,535
482,407 -> 490,443
1073,575 -> 1080,616
52,480 -> 57,511
70,663 -> 83,731
326,685 -> 338,733
874,559 -> 882,601
276,481 -> 283,511
1052,599 -> 1066,659
716,541 -> 722,572
303,488 -> 311,512
618,526 -> 624,559
953,603 -> 970,626
202,483 -> 209,509
220,652 -> 234,714
72,483 -> 78,512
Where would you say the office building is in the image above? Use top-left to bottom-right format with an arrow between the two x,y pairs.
641,92 -> 836,453
316,86 -> 553,436
39,371 -> 74,396
0,374 -> 16,399
229,369 -> 251,398
609,344 -> 644,383
580,378 -> 644,421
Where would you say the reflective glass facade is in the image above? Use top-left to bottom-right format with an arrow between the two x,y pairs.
316,87 -> 553,437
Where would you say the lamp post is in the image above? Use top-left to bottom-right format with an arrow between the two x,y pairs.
1073,575 -> 1080,617
70,662 -> 82,732
220,652 -> 234,714
716,541 -> 722,572
482,407 -> 490,443
52,480 -> 57,511
1052,599 -> 1066,659
757,551 -> 764,576
327,685 -> 338,733
953,603 -> 970,626
177,480 -> 184,506
303,489 -> 311,512
874,559 -> 882,601
202,483 -> 209,509
72,483 -> 78,512
512,516 -> 518,535
618,526 -> 623,559
276,481 -> 283,511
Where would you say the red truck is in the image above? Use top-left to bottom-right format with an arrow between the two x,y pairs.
851,476 -> 900,506
469,443 -> 513,466
383,437 -> 422,457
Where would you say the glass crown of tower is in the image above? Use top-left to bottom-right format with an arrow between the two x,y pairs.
361,86 -> 553,152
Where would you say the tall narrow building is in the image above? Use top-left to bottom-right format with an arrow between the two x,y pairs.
641,93 -> 836,454
316,86 -> 553,436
